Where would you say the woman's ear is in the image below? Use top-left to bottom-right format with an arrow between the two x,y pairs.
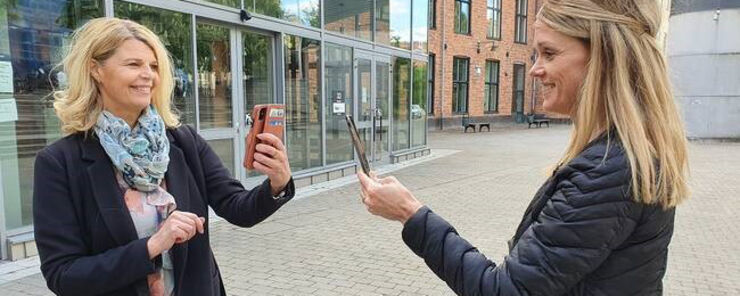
89,60 -> 101,84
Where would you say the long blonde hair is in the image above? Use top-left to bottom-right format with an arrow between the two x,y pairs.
53,17 -> 179,134
539,0 -> 689,208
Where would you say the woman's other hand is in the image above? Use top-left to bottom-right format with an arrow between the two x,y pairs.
147,211 -> 205,259
253,133 -> 292,195
357,172 -> 423,224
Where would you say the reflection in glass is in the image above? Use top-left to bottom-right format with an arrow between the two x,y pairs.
115,2 -> 195,124
206,139 -> 235,177
246,0 -> 320,28
197,24 -> 232,129
0,0 -> 103,230
243,32 -> 273,116
412,0 -> 429,52
324,0 -> 373,41
242,32 -> 274,178
484,60 -> 499,112
202,0 -> 239,8
376,0 -> 411,49
356,58 -> 372,158
284,35 -> 322,171
452,57 -> 469,113
374,61 -> 391,160
454,0 -> 470,34
392,57 -> 411,151
412,60 -> 428,147
324,43 -> 353,165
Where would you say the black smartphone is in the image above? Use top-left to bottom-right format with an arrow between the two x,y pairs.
345,115 -> 371,175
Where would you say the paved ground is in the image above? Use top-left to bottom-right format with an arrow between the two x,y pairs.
1,125 -> 739,295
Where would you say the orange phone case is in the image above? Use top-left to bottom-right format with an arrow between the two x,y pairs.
244,104 -> 285,170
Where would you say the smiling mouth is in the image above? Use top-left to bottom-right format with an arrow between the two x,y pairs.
131,86 -> 152,94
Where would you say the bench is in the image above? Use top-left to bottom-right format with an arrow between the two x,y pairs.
527,113 -> 551,128
462,114 -> 491,133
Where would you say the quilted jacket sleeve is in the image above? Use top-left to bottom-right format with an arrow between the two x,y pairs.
402,145 -> 643,296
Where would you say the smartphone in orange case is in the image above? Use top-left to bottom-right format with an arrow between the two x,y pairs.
244,104 -> 285,170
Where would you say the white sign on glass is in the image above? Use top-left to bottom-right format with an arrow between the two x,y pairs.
0,61 -> 13,93
0,98 -> 18,123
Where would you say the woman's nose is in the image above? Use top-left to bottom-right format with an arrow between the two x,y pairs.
140,65 -> 156,79
529,62 -> 544,78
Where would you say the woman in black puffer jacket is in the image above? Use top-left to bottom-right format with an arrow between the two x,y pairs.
357,0 -> 689,295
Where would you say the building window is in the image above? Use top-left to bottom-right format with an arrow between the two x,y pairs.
428,54 -> 435,114
484,60 -> 500,113
512,64 -> 526,121
487,0 -> 501,39
452,57 -> 469,114
454,0 -> 471,34
515,0 -> 528,43
429,0 -> 436,29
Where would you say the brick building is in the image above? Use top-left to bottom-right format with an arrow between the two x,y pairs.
427,0 -> 546,129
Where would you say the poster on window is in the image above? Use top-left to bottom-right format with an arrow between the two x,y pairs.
0,61 -> 13,93
0,98 -> 18,123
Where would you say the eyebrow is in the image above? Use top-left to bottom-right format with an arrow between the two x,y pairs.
122,58 -> 157,63
536,41 -> 557,48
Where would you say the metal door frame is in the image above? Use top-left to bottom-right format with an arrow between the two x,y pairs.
194,18 -> 279,183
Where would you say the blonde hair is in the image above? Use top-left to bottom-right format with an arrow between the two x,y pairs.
53,17 -> 179,134
539,0 -> 689,209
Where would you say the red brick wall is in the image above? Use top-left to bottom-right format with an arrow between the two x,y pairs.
428,0 -> 548,121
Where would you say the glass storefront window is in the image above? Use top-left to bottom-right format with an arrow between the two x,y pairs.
196,23 -> 233,129
324,0 -> 373,41
284,35 -> 322,171
411,60 -> 427,147
324,43 -> 353,165
412,0 -> 429,52
374,60 -> 391,160
114,2 -> 195,125
0,0 -> 103,230
206,138 -> 235,176
242,32 -> 273,117
202,0 -> 240,8
392,57 -> 410,151
376,0 -> 411,49
243,31 -> 274,177
246,0 -> 320,28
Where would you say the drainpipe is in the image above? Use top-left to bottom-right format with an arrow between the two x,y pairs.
439,0 -> 447,130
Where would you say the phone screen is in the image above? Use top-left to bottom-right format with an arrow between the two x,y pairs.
345,115 -> 370,174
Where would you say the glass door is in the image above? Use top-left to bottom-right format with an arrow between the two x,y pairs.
196,21 -> 240,179
240,30 -> 276,179
195,19 -> 277,182
354,51 -> 374,163
353,51 -> 392,164
374,56 -> 392,163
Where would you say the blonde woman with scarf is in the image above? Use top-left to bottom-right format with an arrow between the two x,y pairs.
33,18 -> 294,296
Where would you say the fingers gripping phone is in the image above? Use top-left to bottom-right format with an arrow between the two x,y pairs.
244,104 -> 285,170
345,115 -> 371,175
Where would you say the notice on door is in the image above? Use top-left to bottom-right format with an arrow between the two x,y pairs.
333,102 -> 345,114
0,61 -> 13,93
0,98 -> 18,123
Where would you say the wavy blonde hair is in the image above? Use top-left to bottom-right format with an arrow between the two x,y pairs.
539,0 -> 689,209
53,17 -> 179,134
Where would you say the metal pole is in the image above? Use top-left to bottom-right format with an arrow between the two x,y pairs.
439,0 -> 446,130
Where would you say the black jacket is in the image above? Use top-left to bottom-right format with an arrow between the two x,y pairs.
402,135 -> 675,295
33,125 -> 294,296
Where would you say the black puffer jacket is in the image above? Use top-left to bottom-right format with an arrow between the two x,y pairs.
402,134 -> 676,295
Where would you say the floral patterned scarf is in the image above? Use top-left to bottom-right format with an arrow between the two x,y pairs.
94,105 -> 170,192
